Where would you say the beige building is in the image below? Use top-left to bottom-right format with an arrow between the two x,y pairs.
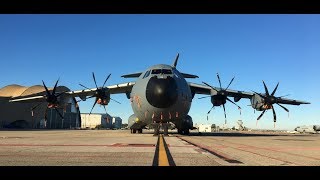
80,113 -> 113,129
0,84 -> 80,129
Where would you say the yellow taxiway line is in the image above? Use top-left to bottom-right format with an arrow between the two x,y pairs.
158,134 -> 169,166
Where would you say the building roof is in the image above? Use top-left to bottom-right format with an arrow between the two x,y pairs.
0,84 -> 70,98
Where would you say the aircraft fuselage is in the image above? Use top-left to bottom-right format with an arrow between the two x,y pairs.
129,64 -> 192,127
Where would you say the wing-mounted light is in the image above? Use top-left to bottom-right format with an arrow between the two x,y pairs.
79,72 -> 121,115
198,73 -> 241,124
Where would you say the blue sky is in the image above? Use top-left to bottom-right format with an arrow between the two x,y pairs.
0,15 -> 319,130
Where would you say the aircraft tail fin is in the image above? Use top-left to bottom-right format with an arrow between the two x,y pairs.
172,53 -> 179,68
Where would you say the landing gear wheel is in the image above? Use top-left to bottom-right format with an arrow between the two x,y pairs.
153,123 -> 160,136
181,129 -> 190,135
138,129 -> 143,134
132,129 -> 137,134
163,123 -> 169,136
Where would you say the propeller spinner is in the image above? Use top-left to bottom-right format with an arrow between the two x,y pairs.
199,73 -> 241,124
31,79 -> 66,119
253,81 -> 289,127
79,72 -> 120,115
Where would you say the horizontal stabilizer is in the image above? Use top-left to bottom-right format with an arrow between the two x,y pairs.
181,73 -> 199,78
121,72 -> 143,78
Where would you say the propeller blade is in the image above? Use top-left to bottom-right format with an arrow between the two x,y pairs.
271,82 -> 279,96
42,80 -> 51,96
102,73 -> 111,87
52,78 -> 60,95
262,81 -> 270,96
89,98 -> 98,115
110,98 -> 121,104
202,81 -> 218,91
216,73 -> 222,90
32,102 -> 44,110
206,105 -> 214,121
222,104 -> 227,124
79,84 -> 93,91
198,96 -> 211,99
92,72 -> 98,89
272,105 -> 276,122
56,90 -> 69,97
252,90 -> 266,99
276,103 -> 289,112
225,77 -> 235,91
257,109 -> 266,120
54,108 -> 64,119
103,105 -> 107,113
226,97 -> 241,110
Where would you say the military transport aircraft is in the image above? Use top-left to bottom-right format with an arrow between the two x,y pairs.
9,54 -> 310,135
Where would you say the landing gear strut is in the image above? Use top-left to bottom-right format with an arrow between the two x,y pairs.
131,129 -> 137,134
153,123 -> 160,136
162,123 -> 169,136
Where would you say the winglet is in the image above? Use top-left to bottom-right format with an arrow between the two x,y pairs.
172,53 -> 179,68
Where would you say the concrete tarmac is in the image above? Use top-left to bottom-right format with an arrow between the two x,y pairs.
0,129 -> 319,166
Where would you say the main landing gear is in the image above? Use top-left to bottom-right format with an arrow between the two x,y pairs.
130,129 -> 143,134
153,122 -> 169,136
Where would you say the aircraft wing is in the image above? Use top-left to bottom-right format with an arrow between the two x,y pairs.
9,95 -> 47,103
66,82 -> 135,97
188,82 -> 252,99
188,82 -> 309,105
273,97 -> 310,105
9,82 -> 136,103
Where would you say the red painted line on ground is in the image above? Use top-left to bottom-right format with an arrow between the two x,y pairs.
0,143 -> 155,147
177,136 -> 241,163
201,138 -> 319,163
0,154 -> 150,158
213,140 -> 320,161
234,147 -> 298,165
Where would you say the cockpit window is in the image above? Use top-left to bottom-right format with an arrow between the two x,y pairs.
162,69 -> 172,74
143,70 -> 151,78
151,69 -> 162,74
151,69 -> 172,74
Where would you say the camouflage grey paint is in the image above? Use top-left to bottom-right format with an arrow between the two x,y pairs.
128,64 -> 192,129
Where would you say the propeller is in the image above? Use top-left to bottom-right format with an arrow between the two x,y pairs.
254,81 -> 290,127
199,73 -> 241,124
79,72 -> 120,115
31,79 -> 66,119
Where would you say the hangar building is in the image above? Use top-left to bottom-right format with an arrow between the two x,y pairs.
0,84 -> 81,129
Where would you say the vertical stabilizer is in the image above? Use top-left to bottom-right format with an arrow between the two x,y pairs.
172,53 -> 179,68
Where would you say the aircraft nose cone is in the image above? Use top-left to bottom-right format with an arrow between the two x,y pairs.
146,76 -> 178,108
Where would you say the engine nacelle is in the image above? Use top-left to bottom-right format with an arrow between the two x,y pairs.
211,95 -> 227,106
250,94 -> 272,111
96,89 -> 111,106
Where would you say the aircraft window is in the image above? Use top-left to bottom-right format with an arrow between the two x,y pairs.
145,70 -> 150,78
143,71 -> 147,78
151,69 -> 162,74
162,69 -> 172,74
151,69 -> 172,74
